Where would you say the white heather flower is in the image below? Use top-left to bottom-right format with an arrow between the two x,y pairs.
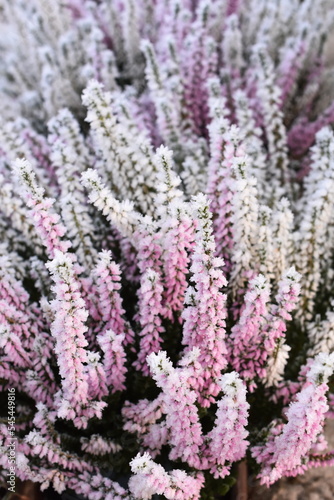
130,452 -> 153,473
147,351 -> 173,378
230,154 -> 260,292
155,145 -> 183,211
265,339 -> 291,387
81,168 -> 142,240
307,352 -> 334,385
13,158 -> 45,201
80,434 -> 121,455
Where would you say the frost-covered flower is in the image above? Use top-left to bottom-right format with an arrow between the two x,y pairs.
253,353 -> 334,486
203,372 -> 249,478
129,452 -> 204,500
229,274 -> 270,390
182,193 -> 228,406
147,351 -> 204,468
134,269 -> 164,375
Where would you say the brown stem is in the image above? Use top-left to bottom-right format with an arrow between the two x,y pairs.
236,460 -> 248,500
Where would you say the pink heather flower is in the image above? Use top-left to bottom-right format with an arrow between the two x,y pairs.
129,452 -> 204,500
135,220 -> 164,276
182,193 -> 228,406
129,352 -> 202,458
118,233 -> 139,283
68,470 -> 131,500
97,329 -> 127,393
154,147 -> 194,321
141,422 -> 169,459
93,250 -> 134,345
24,404 -> 93,476
32,402 -> 58,437
0,300 -> 56,402
162,206 -> 195,321
207,123 -> 244,273
133,269 -> 164,376
277,40 -> 306,106
253,353 -> 334,486
129,452 -> 169,500
25,429 -> 93,473
0,324 -> 30,368
122,395 -> 165,436
228,274 -> 270,390
227,0 -> 242,15
16,461 -> 68,496
264,267 -> 301,387
80,434 -> 121,455
24,333 -> 58,406
222,14 -> 244,85
13,158 -> 70,258
46,250 -> 107,423
21,124 -> 55,184
307,451 -> 334,470
288,100 -> 334,158
0,265 -> 58,403
85,352 -> 108,400
123,396 -> 168,460
203,372 -> 249,479
183,1 -> 218,137
141,39 -> 181,150
178,346 -> 205,394
0,256 -> 29,309
0,298 -> 34,348
147,351 -> 204,468
288,117 -> 319,158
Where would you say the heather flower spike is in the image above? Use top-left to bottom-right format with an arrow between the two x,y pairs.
253,353 -> 334,486
182,193 -> 228,406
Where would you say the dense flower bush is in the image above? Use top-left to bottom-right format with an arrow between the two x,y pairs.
1,0 -> 334,498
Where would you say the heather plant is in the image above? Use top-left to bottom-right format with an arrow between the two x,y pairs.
1,1 -> 334,499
